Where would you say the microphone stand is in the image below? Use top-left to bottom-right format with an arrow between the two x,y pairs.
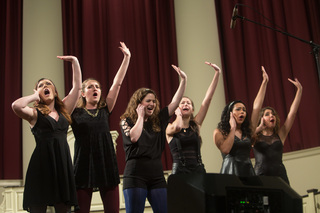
235,14 -> 320,85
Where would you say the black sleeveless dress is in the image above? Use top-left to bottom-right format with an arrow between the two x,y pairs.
169,127 -> 205,174
253,134 -> 290,185
23,109 -> 78,211
71,106 -> 120,190
220,136 -> 255,176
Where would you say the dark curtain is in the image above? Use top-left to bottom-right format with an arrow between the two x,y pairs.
215,0 -> 320,152
61,0 -> 178,173
0,0 -> 23,179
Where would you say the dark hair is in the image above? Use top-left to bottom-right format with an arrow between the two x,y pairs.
33,78 -> 72,124
217,100 -> 252,139
77,78 -> 107,109
120,88 -> 161,132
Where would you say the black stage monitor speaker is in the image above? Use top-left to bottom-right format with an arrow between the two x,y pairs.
167,173 -> 302,213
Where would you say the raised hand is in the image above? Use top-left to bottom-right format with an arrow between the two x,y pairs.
261,66 -> 269,83
205,61 -> 221,74
119,42 -> 131,57
171,64 -> 187,81
57,55 -> 78,62
278,77 -> 302,143
288,78 -> 302,90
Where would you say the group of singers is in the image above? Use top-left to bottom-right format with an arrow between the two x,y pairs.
11,42 -> 302,213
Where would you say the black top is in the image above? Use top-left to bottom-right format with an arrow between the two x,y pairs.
120,107 -> 170,188
220,136 -> 256,176
169,127 -> 205,174
71,106 -> 120,189
253,133 -> 290,184
24,109 -> 78,211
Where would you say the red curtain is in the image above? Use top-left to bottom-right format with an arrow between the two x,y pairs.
61,0 -> 178,173
0,0 -> 23,179
215,0 -> 320,152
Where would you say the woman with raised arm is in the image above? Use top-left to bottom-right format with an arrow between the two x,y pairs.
71,42 -> 130,213
213,66 -> 268,176
166,62 -> 221,174
119,65 -> 187,213
253,78 -> 302,185
11,56 -> 82,213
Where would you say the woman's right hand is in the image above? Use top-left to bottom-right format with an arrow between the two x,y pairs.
33,89 -> 41,104
175,107 -> 182,117
256,117 -> 266,133
136,104 -> 145,118
261,66 -> 269,83
130,104 -> 146,142
229,112 -> 236,130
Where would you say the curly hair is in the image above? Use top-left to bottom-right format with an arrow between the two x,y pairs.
77,78 -> 107,109
217,100 -> 252,139
257,106 -> 280,135
33,78 -> 72,124
120,88 -> 161,132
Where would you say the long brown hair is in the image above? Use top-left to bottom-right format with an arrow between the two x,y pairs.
257,106 -> 280,135
120,88 -> 161,132
33,78 -> 72,124
182,96 -> 200,136
77,78 -> 107,109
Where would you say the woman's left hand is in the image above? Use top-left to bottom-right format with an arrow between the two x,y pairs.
119,42 -> 131,57
205,61 -> 221,74
57,55 -> 78,62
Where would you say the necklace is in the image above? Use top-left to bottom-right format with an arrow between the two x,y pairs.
84,108 -> 99,117
182,127 -> 188,133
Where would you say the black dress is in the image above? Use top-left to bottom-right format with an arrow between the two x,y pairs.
220,136 -> 256,176
253,134 -> 290,185
71,106 -> 120,189
169,127 -> 205,174
23,109 -> 78,211
120,107 -> 170,190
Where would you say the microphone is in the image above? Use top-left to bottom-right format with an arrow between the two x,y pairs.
230,5 -> 238,29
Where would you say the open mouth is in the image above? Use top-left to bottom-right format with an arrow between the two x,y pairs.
93,92 -> 98,97
239,115 -> 244,119
146,106 -> 154,113
44,88 -> 50,95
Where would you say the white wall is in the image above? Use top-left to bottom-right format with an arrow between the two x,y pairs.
174,0 -> 226,173
22,0 -> 64,182
282,147 -> 320,195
